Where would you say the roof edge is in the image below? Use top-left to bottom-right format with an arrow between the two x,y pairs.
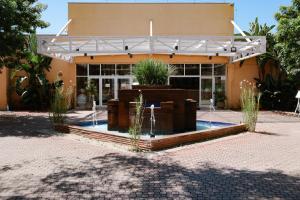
68,2 -> 234,5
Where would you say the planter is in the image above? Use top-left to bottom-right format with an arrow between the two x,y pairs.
132,85 -> 171,89
53,123 -> 70,133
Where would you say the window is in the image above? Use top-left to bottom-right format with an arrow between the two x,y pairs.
215,77 -> 226,94
214,64 -> 226,76
76,77 -> 87,94
185,64 -> 200,75
201,64 -> 212,76
76,64 -> 87,76
171,64 -> 184,75
101,64 -> 115,75
116,64 -> 130,75
89,64 -> 100,75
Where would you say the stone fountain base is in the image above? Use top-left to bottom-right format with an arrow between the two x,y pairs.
107,88 -> 197,134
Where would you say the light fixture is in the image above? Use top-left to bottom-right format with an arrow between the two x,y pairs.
231,47 -> 237,52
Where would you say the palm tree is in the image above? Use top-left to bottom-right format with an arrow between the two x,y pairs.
238,17 -> 282,80
248,17 -> 283,80
12,34 -> 55,110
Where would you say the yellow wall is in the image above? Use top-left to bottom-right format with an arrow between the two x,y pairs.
68,3 -> 234,36
72,54 -> 259,109
43,53 -> 259,109
227,57 -> 260,109
46,59 -> 76,94
0,68 -> 8,110
74,54 -> 228,64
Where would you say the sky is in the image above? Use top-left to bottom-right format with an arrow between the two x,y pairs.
37,0 -> 292,34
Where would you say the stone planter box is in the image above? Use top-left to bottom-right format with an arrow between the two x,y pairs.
132,85 -> 172,89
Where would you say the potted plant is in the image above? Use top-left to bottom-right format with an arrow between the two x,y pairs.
49,87 -> 69,133
132,59 -> 176,88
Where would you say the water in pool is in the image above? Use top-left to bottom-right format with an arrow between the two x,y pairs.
78,120 -> 234,139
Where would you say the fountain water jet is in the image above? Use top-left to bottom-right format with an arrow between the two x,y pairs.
92,98 -> 97,126
150,104 -> 156,138
209,98 -> 216,128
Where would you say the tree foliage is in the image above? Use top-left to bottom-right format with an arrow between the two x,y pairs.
12,34 -> 61,110
275,0 -> 300,74
0,0 -> 49,68
248,17 -> 282,80
238,17 -> 298,111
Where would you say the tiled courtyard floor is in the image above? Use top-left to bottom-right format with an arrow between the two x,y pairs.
0,110 -> 300,199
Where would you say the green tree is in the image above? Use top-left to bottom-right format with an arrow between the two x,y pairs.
0,0 -> 49,68
12,34 -> 58,110
239,17 -> 281,80
248,17 -> 282,80
275,0 -> 300,74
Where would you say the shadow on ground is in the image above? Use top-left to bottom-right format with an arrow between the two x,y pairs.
0,114 -> 56,137
2,153 -> 299,199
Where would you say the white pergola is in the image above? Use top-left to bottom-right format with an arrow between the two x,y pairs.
37,35 -> 266,63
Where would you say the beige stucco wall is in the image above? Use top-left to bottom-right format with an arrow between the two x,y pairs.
62,54 -> 258,109
68,3 -> 234,36
0,68 -> 8,110
46,59 -> 76,95
227,57 -> 260,109
74,54 -> 228,64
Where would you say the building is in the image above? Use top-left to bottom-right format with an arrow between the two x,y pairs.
0,2 -> 266,110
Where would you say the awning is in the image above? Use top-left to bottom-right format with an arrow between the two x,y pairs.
37,35 -> 266,63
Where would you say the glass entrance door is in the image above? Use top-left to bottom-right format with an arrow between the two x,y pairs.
101,78 -> 114,106
89,78 -> 100,106
201,78 -> 213,105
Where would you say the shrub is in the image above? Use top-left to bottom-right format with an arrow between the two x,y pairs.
65,85 -> 74,110
133,59 -> 175,85
49,87 -> 67,125
240,80 -> 261,132
128,93 -> 144,151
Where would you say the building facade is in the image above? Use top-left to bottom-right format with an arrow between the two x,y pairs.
0,3 -> 265,110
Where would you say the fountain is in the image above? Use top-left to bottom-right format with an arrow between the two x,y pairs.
149,104 -> 156,138
69,59 -> 247,150
92,99 -> 97,126
108,87 -> 197,134
71,91 -> 245,151
209,98 -> 216,128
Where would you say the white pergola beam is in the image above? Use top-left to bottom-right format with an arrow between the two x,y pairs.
231,20 -> 251,43
51,19 -> 72,43
38,35 -> 266,62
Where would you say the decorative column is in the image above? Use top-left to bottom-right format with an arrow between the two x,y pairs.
107,99 -> 119,131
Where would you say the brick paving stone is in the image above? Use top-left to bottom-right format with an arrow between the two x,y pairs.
0,110 -> 300,199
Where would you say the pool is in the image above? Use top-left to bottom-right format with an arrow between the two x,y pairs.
67,120 -> 246,151
78,120 -> 235,139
